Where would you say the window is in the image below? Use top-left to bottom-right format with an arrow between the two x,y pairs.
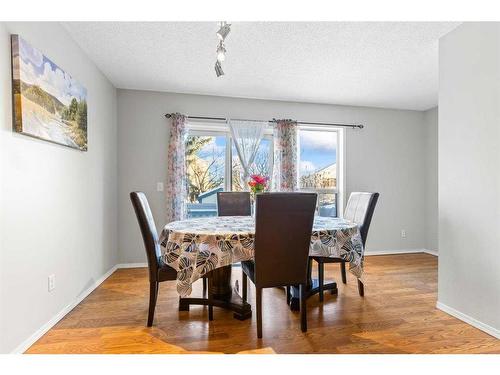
184,123 -> 342,219
232,137 -> 272,192
185,125 -> 273,218
185,133 -> 227,218
299,128 -> 340,217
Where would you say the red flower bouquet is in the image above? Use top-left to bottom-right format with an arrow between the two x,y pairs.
248,174 -> 269,195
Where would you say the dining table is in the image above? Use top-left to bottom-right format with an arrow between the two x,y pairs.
159,215 -> 364,320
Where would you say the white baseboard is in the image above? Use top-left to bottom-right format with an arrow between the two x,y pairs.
436,301 -> 500,339
11,264 -> 118,354
116,262 -> 148,269
365,248 -> 438,257
423,249 -> 439,256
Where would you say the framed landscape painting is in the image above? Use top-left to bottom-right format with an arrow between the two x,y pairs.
11,35 -> 88,151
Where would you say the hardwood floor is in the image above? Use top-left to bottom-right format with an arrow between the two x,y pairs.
26,254 -> 500,354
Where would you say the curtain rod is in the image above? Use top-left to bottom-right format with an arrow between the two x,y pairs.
164,114 -> 364,129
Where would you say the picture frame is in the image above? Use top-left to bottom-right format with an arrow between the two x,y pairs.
11,34 -> 88,151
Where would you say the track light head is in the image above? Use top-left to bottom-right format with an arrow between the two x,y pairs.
216,22 -> 231,41
215,60 -> 224,77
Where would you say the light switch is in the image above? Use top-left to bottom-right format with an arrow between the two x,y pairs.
157,182 -> 164,192
48,274 -> 55,292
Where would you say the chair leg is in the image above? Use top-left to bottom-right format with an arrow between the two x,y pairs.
203,277 -> 207,297
208,291 -> 214,321
147,281 -> 158,327
318,261 -> 324,302
341,261 -> 347,284
357,279 -> 364,297
299,283 -> 307,332
286,285 -> 291,304
307,259 -> 312,285
242,271 -> 248,302
256,287 -> 263,338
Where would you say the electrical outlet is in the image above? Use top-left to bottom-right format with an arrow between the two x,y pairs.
157,182 -> 164,192
401,229 -> 407,239
48,274 -> 55,292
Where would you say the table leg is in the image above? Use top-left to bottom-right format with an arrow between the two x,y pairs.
179,265 -> 252,320
288,259 -> 338,311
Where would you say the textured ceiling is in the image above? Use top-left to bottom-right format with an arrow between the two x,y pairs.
63,22 -> 460,110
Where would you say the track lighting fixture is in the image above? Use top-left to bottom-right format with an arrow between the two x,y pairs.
214,22 -> 231,77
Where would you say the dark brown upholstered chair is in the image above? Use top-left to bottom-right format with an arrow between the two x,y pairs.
217,192 -> 251,216
130,192 -> 207,326
241,192 -> 317,338
313,192 -> 379,299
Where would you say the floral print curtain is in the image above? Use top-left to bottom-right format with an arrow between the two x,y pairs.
272,119 -> 298,191
166,113 -> 187,222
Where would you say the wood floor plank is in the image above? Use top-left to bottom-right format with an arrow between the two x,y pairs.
25,254 -> 500,354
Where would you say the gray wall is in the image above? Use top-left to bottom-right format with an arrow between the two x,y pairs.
438,23 -> 500,334
0,22 -> 118,353
117,89 -> 428,263
424,107 -> 438,252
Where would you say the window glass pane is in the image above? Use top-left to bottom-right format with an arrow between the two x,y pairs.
232,138 -> 272,191
299,130 -> 337,189
185,135 -> 226,218
317,193 -> 337,217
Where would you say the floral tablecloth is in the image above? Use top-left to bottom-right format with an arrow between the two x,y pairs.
159,216 -> 364,297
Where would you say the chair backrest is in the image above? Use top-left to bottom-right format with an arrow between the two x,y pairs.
344,192 -> 379,246
217,192 -> 251,216
254,193 -> 317,288
130,192 -> 161,281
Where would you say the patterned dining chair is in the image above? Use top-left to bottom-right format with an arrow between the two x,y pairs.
241,192 -> 317,338
312,192 -> 379,299
130,191 -> 207,326
217,192 -> 251,216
